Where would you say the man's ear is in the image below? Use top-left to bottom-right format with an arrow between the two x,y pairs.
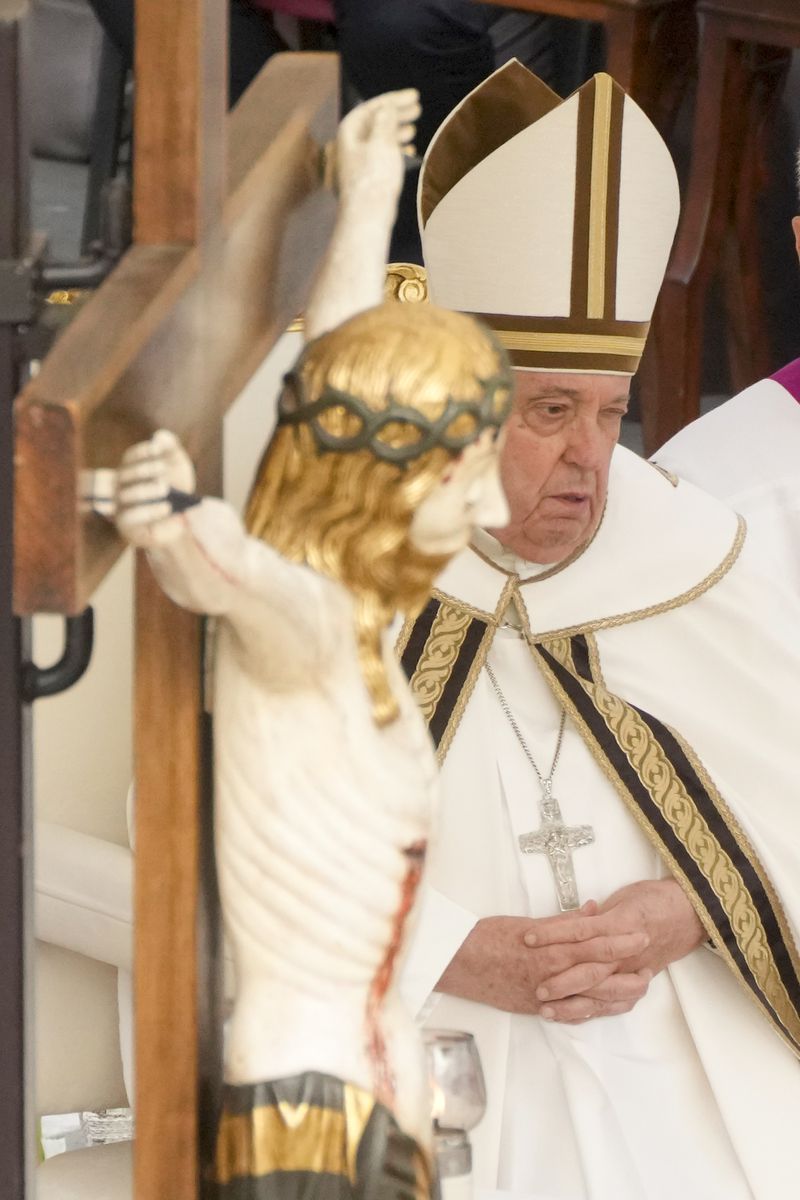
792,216 -> 800,262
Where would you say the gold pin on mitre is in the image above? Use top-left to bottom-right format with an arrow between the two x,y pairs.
418,63 -> 680,376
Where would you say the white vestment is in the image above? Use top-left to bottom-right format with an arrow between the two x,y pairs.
401,446 -> 800,1200
655,369 -> 800,596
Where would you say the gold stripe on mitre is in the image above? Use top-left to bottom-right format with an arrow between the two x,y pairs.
498,331 -> 644,356
476,312 -> 650,374
572,74 -> 627,326
587,75 -> 614,318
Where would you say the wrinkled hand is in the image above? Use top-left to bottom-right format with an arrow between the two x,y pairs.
436,909 -> 650,1020
331,89 -> 421,210
527,879 -> 706,1023
115,429 -> 196,548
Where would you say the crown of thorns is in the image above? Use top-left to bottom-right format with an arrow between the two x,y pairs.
277,370 -> 512,466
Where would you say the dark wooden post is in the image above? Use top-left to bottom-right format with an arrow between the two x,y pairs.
0,2 -> 33,1196
132,5 -> 227,1197
0,2 -> 35,1200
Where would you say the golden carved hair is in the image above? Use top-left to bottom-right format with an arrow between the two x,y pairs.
245,302 -> 510,725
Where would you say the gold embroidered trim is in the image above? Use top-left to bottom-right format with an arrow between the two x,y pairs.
590,680 -> 800,1044
650,461 -> 679,487
495,330 -> 645,357
398,579 -> 515,758
535,634 -> 800,1058
585,629 -> 606,688
426,585 -> 496,625
433,576 -> 516,760
435,623 -> 493,764
385,262 -> 429,305
523,516 -> 746,642
394,612 -> 416,658
588,74 -> 613,319
409,602 -> 475,724
669,723 -> 800,992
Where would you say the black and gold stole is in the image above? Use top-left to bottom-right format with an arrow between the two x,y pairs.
400,594 -> 800,1058
397,581 -> 515,763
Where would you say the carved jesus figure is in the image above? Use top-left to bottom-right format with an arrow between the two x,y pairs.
112,93 -> 512,1199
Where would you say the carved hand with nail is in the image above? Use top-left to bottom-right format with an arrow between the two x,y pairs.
114,429 -> 198,548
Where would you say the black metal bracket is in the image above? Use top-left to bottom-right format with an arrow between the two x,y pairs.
0,177 -> 131,340
20,606 -> 94,703
38,176 -> 131,293
0,233 -> 44,325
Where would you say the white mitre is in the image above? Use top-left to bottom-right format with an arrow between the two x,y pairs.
418,61 -> 680,375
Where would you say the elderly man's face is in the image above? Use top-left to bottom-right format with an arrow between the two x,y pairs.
489,370 -> 629,564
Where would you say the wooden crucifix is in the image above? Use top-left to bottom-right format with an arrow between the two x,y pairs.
12,3 -> 338,1196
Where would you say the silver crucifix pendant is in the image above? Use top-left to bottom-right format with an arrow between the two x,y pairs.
518,780 -> 595,911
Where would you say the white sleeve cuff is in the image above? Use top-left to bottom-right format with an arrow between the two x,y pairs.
400,885 -> 477,1018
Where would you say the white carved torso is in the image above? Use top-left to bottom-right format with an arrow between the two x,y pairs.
148,498 -> 437,1146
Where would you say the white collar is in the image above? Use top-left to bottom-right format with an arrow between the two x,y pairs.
469,527 -> 551,581
435,446 -> 744,638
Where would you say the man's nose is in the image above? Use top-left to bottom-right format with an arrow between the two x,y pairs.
563,417 -> 606,469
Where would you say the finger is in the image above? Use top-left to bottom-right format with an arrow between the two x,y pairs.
582,969 -> 652,1003
117,501 -> 174,530
370,103 -> 397,141
81,467 -> 118,518
395,97 -> 422,123
90,495 -> 117,519
540,995 -> 638,1023
525,907 -> 622,947
397,122 -> 417,144
382,87 -> 420,109
121,439 -> 164,467
117,480 -> 171,506
384,89 -> 421,113
151,429 -> 179,455
570,930 -> 650,965
366,91 -> 421,130
535,960 -> 617,1003
533,931 -> 650,1000
549,999 -> 638,1024
118,457 -> 167,485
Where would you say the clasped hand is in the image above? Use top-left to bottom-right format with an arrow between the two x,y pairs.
438,878 -> 706,1025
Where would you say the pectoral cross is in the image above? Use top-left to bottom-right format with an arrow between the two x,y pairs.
518,780 -> 595,911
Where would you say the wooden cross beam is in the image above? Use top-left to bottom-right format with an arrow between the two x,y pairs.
14,40 -> 337,615
12,4 -> 338,1197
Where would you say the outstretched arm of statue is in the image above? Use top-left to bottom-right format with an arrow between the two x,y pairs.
113,430 -> 327,636
304,88 -> 421,341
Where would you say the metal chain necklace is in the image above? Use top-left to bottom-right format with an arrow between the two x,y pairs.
484,660 -> 595,911
485,660 -> 566,786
